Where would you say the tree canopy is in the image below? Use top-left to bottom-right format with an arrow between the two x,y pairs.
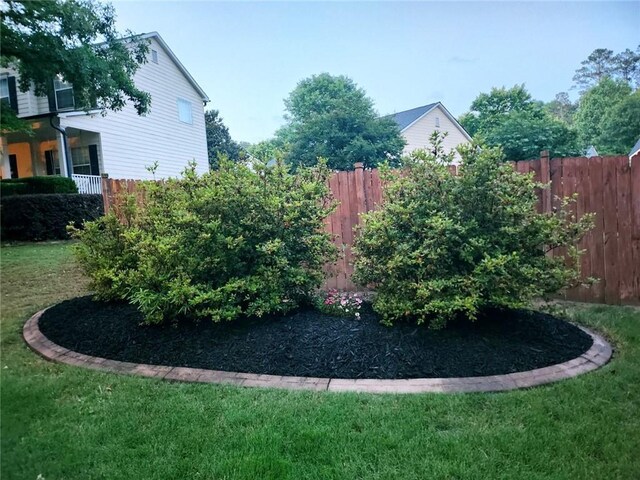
572,46 -> 640,91
573,77 -> 633,150
459,85 -> 579,160
277,73 -> 405,170
204,110 -> 243,168
1,0 -> 150,132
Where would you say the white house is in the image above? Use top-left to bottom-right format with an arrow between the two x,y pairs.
0,32 -> 209,192
387,102 -> 471,162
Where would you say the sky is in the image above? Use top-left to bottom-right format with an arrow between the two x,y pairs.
111,1 -> 640,143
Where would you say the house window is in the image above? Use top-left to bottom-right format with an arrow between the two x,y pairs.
435,117 -> 440,128
151,49 -> 158,63
45,150 -> 61,175
71,147 -> 92,175
177,99 -> 192,124
54,77 -> 75,110
0,77 -> 8,103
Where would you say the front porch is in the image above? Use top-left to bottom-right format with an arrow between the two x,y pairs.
1,119 -> 104,193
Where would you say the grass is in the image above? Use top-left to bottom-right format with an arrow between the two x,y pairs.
1,241 -> 639,480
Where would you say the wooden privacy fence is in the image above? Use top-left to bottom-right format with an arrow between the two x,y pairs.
102,153 -> 640,305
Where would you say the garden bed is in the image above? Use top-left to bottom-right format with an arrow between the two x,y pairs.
37,296 -> 594,379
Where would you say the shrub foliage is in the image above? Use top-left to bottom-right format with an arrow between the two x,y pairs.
0,193 -> 103,241
353,135 -> 593,328
72,160 -> 337,325
0,176 -> 78,196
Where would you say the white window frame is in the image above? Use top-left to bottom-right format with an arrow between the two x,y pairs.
151,49 -> 159,64
435,117 -> 440,128
54,77 -> 75,110
70,146 -> 92,175
177,98 -> 193,124
0,76 -> 9,103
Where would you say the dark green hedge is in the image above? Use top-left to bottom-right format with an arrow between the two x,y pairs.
0,176 -> 78,196
1,194 -> 104,241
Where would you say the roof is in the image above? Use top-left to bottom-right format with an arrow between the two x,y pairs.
385,102 -> 472,140
386,103 -> 438,131
629,137 -> 640,158
139,32 -> 210,103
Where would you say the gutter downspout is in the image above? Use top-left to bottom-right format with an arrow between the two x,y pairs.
49,115 -> 73,178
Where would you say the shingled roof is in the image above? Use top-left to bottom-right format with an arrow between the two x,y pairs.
385,103 -> 439,131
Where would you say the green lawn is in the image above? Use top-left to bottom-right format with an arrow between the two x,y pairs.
1,242 -> 639,480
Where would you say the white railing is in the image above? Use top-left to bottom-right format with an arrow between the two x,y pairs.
72,174 -> 102,194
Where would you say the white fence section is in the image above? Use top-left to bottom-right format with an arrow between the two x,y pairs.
72,174 -> 102,194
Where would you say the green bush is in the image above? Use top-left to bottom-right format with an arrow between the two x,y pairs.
0,176 -> 78,196
0,194 -> 103,241
72,159 -> 337,325
353,134 -> 593,328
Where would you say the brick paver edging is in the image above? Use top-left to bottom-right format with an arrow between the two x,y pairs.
23,308 -> 613,394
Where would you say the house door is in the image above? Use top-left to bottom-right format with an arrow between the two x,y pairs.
44,150 -> 60,175
8,154 -> 18,178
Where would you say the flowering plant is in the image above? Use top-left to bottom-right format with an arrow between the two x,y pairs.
316,289 -> 363,319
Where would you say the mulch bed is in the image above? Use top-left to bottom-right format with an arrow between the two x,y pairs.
38,296 -> 593,379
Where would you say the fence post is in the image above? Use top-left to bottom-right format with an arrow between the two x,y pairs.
540,150 -> 551,214
353,162 -> 366,219
101,175 -> 110,214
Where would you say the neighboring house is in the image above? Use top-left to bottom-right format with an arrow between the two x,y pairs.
386,102 -> 471,162
585,145 -> 599,158
629,138 -> 640,161
0,32 -> 210,192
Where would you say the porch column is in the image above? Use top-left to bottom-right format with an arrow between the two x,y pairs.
56,130 -> 69,177
30,139 -> 40,176
0,136 -> 10,179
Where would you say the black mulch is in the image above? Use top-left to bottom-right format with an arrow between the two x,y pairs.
37,296 -> 593,379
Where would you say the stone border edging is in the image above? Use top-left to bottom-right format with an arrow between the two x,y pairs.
23,308 -> 613,394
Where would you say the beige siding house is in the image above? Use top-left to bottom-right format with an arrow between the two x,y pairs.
0,32 -> 209,191
387,102 -> 471,162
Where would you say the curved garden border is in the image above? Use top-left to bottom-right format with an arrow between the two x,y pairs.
23,307 -> 613,394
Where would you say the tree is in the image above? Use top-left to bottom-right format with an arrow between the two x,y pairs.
545,92 -> 577,125
204,110 -> 242,168
572,48 -> 616,92
1,0 -> 150,132
483,111 -> 579,160
573,77 -> 632,149
614,47 -> 640,86
459,85 -> 537,136
279,73 -> 405,170
595,91 -> 640,154
460,85 -> 579,160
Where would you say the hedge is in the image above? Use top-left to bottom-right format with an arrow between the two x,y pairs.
0,176 -> 78,196
1,194 -> 104,241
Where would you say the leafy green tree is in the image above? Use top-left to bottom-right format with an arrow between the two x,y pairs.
545,92 -> 577,125
573,77 -> 632,149
1,0 -> 150,132
280,73 -> 405,170
460,85 -> 579,160
483,111 -> 579,160
572,48 -> 616,92
353,133 -> 593,328
595,91 -> 640,154
459,85 -> 536,136
204,110 -> 242,168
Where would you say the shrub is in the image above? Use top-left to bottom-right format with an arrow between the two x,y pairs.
0,176 -> 78,196
353,134 -> 593,328
0,194 -> 103,241
72,159 -> 337,325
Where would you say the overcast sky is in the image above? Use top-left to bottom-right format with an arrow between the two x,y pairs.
112,1 -> 639,143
